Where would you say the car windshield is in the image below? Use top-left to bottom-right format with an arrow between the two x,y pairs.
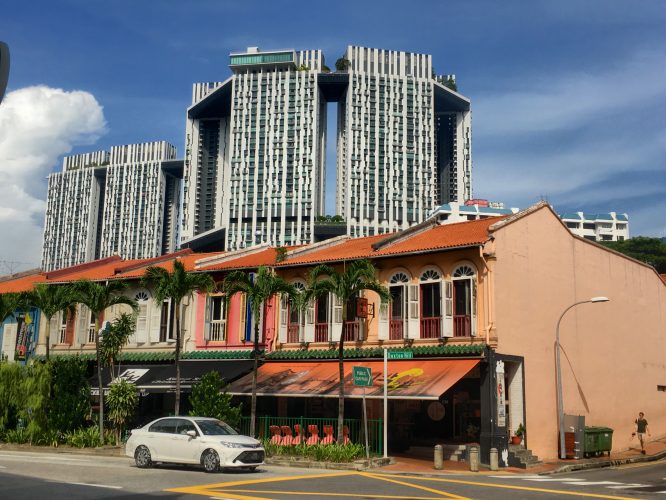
194,419 -> 238,436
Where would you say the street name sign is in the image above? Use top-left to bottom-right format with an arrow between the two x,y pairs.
387,350 -> 413,360
352,366 -> 372,386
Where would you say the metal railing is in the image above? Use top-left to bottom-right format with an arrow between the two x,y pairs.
239,415 -> 383,455
453,315 -> 471,337
287,324 -> 300,343
207,321 -> 226,341
389,319 -> 404,340
315,323 -> 328,342
87,325 -> 96,344
343,321 -> 360,341
420,317 -> 441,338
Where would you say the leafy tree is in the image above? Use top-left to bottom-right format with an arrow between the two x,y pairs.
0,362 -> 23,432
142,261 -> 215,416
22,284 -> 78,360
304,259 -> 389,443
335,57 -> 350,72
72,279 -> 138,438
600,237 -> 666,273
48,357 -> 90,434
189,371 -> 242,428
443,77 -> 458,92
222,266 -> 298,437
100,313 -> 136,378
106,379 -> 138,445
21,361 -> 50,442
322,64 -> 331,73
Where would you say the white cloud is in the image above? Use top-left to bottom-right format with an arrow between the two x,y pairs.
0,85 -> 106,274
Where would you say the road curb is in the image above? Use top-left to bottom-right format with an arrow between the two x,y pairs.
266,456 -> 393,471
541,450 -> 666,475
0,442 -> 125,456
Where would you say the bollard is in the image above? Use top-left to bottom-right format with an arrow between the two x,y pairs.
490,447 -> 498,471
434,444 -> 443,470
469,445 -> 479,472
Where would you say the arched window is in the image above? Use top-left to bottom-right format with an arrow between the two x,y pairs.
451,264 -> 477,337
133,290 -> 150,344
420,268 -> 442,338
389,272 -> 410,339
287,281 -> 306,343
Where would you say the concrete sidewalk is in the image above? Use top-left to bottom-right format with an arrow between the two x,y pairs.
377,436 -> 666,475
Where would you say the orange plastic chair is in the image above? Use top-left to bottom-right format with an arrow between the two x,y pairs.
292,424 -> 303,445
280,425 -> 293,445
270,425 -> 282,444
341,425 -> 351,445
321,424 -> 336,444
306,424 -> 320,445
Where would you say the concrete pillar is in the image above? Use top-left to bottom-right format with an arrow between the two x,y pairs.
434,444 -> 443,470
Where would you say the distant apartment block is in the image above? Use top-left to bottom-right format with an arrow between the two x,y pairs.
42,141 -> 182,271
429,200 -> 629,242
560,211 -> 629,241
182,45 -> 472,251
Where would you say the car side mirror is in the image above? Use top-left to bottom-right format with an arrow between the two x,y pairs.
187,430 -> 197,438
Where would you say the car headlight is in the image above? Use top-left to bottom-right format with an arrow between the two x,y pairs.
219,441 -> 247,448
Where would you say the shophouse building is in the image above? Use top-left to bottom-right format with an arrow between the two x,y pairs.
3,202 -> 664,464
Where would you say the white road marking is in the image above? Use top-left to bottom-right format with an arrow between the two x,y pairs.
0,465 -> 6,469
607,484 -> 652,489
54,481 -> 122,490
561,481 -> 623,486
523,478 -> 585,482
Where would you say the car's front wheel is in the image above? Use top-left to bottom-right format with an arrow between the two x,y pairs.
202,449 -> 220,473
134,445 -> 152,468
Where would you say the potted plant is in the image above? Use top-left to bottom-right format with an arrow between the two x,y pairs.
511,423 -> 525,445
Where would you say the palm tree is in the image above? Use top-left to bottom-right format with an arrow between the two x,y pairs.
222,266 -> 298,438
72,279 -> 138,438
100,313 -> 136,378
0,292 -> 21,323
142,261 -> 215,416
22,284 -> 78,360
304,259 -> 389,443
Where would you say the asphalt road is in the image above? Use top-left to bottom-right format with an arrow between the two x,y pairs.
1,449 -> 666,499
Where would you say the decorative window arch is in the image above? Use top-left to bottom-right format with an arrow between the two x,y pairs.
452,264 -> 476,279
390,272 -> 410,284
420,268 -> 442,282
135,291 -> 150,302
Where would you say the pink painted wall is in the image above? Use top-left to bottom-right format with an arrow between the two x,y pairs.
490,206 -> 666,459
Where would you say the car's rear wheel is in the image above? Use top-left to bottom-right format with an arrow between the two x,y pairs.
134,445 -> 152,468
202,449 -> 220,473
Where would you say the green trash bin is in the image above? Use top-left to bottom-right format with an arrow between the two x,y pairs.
584,426 -> 613,457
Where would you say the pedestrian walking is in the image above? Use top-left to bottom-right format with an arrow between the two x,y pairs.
632,412 -> 650,454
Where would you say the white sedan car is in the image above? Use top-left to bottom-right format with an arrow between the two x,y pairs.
125,416 -> 264,473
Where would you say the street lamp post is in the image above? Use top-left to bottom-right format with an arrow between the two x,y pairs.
556,296 -> 609,459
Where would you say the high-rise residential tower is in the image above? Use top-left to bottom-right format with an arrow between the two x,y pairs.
41,141 -> 182,271
182,45 -> 472,250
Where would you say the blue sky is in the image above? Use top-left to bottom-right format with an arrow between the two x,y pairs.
1,0 -> 665,270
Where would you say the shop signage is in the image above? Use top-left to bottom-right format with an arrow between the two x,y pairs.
496,360 -> 506,427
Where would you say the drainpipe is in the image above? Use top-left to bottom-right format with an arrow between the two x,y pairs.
478,244 -> 494,345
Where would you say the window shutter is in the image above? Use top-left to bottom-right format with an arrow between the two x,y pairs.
441,280 -> 453,337
238,294 -> 247,342
331,294 -> 343,341
278,295 -> 288,344
471,280 -> 477,337
407,284 -> 420,339
304,300 -> 315,342
1,323 -> 18,361
204,295 -> 212,341
135,304 -> 148,344
76,305 -> 89,345
50,314 -> 60,345
378,303 -> 389,340
148,301 -> 162,343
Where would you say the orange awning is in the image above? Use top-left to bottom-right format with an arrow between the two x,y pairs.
227,359 -> 480,400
